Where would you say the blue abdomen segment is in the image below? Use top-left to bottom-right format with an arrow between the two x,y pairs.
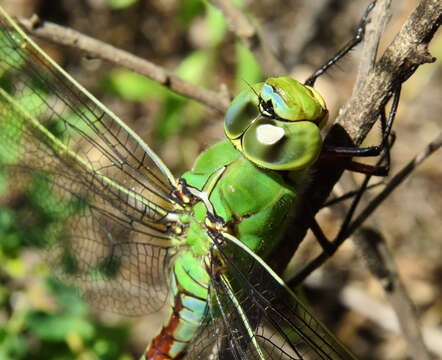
143,251 -> 209,360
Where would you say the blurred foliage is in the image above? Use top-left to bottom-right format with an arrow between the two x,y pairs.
99,0 -> 262,144
107,0 -> 139,11
0,147 -> 133,360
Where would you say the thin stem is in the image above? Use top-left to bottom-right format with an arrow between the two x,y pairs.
353,0 -> 392,94
17,16 -> 231,113
289,133 -> 442,286
345,132 -> 442,237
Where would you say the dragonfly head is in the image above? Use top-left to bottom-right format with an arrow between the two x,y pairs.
224,76 -> 328,171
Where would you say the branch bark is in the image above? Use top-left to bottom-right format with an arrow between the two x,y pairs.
273,0 -> 441,278
336,0 -> 440,145
353,0 -> 392,93
17,15 -> 231,113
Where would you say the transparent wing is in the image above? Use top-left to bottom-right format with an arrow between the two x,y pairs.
185,233 -> 358,360
0,8 -> 180,315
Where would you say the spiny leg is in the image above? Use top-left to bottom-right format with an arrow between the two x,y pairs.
312,130 -> 395,249
320,86 -> 401,177
325,129 -> 396,208
304,1 -> 377,87
303,0 -> 396,176
305,86 -> 401,260
321,180 -> 386,208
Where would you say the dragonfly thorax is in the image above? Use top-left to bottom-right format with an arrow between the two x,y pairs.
181,140 -> 297,259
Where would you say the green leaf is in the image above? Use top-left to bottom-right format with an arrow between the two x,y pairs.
26,311 -> 95,341
178,0 -> 205,27
100,69 -> 168,101
107,0 -> 138,10
0,169 -> 6,196
0,209 -> 21,258
176,50 -> 211,84
0,332 -> 28,360
204,2 -> 228,46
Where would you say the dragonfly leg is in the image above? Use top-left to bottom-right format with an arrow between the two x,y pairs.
321,180 -> 386,208
294,169 -> 378,282
309,216 -> 335,255
316,133 -> 394,243
304,1 -> 376,87
295,87 -> 400,275
314,89 -> 399,250
306,173 -> 372,257
320,86 -> 401,176
290,121 -> 399,286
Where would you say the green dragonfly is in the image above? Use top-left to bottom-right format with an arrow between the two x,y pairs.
0,3 -> 397,359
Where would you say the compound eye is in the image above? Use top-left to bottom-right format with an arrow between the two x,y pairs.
225,86 -> 260,140
224,77 -> 328,172
242,117 -> 323,171
261,77 -> 328,126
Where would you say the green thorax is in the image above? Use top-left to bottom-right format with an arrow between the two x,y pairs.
181,140 -> 297,258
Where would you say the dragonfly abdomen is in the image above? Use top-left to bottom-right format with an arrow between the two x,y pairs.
143,251 -> 210,360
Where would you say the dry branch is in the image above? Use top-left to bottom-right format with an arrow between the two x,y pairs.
277,0 -> 441,280
337,0 -> 440,144
17,15 -> 231,113
354,228 -> 432,359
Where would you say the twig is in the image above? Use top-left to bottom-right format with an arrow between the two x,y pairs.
346,132 -> 442,236
304,127 -> 432,357
208,0 -> 286,76
354,228 -> 432,359
353,0 -> 392,94
336,0 -> 440,144
321,181 -> 432,357
17,16 -> 231,113
345,3 -> 433,352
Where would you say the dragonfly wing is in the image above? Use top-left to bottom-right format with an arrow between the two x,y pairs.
0,9 -> 179,315
185,233 -> 358,360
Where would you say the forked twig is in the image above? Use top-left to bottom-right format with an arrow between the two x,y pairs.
275,0 -> 440,279
346,132 -> 442,236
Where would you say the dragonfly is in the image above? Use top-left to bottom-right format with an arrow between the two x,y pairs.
0,3 -> 397,359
